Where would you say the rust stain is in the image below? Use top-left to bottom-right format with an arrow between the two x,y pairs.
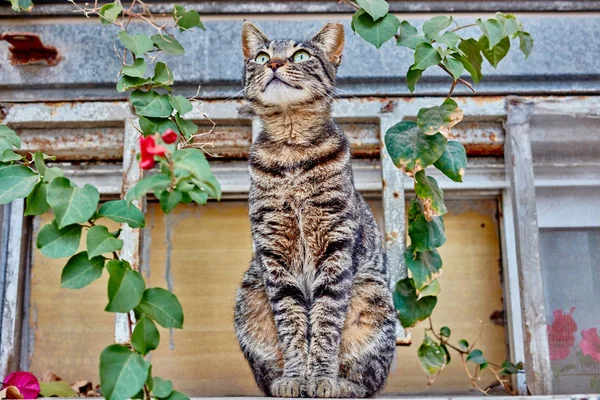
464,143 -> 504,156
0,32 -> 61,66
393,191 -> 400,199
471,96 -> 504,105
380,100 -> 395,113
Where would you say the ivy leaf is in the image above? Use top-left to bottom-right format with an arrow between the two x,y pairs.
0,125 -> 20,148
139,117 -> 179,136
434,141 -> 467,182
137,288 -> 184,329
169,95 -> 193,115
189,188 -> 208,205
479,35 -> 510,68
418,280 -> 440,297
406,68 -> 422,94
456,38 -> 483,83
422,16 -> 453,36
153,62 -> 174,86
8,0 -> 33,12
418,334 -> 447,377
433,31 -> 460,49
407,199 -> 445,252
175,114 -> 199,138
61,251 -> 105,289
118,31 -> 154,57
442,56 -> 464,80
412,42 -> 442,71
130,90 -> 174,118
173,5 -> 204,32
131,315 -> 160,356
125,174 -> 171,203
99,1 -> 123,25
173,148 -> 221,198
458,339 -> 469,351
47,177 -> 100,229
405,247 -> 443,290
25,181 -> 50,216
495,12 -> 519,37
87,225 -> 124,259
39,382 -> 78,397
159,189 -> 182,213
98,200 -> 146,228
396,21 -> 427,50
356,0 -> 389,21
100,344 -> 150,400
467,349 -> 487,365
36,221 -> 82,259
416,98 -> 463,137
518,31 -> 534,58
0,165 -> 39,205
121,58 -> 147,78
414,171 -> 447,220
440,326 -> 451,338
352,9 -> 400,49
151,34 -> 185,56
1,149 -> 22,162
162,391 -> 190,400
151,377 -> 173,398
384,121 -> 447,176
44,166 -> 64,183
105,260 -> 146,313
476,18 -> 503,49
116,76 -> 152,93
393,278 -> 437,328
500,360 -> 521,375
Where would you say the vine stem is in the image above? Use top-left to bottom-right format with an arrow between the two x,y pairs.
453,23 -> 478,32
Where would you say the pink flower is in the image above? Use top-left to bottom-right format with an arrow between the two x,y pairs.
139,136 -> 167,170
161,128 -> 178,144
2,371 -> 40,399
547,308 -> 577,360
580,328 -> 600,362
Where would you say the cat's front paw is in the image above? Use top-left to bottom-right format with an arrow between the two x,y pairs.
270,377 -> 304,398
305,377 -> 341,398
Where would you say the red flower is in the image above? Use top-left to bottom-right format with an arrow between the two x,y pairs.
162,128 -> 178,144
547,308 -> 577,360
580,328 -> 600,362
2,371 -> 40,399
139,136 -> 167,170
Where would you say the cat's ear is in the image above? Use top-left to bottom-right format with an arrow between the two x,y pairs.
242,21 -> 270,59
311,23 -> 344,65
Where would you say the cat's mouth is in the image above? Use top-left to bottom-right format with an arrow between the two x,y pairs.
264,76 -> 301,91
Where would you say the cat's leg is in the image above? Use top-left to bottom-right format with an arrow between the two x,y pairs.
234,260 -> 282,396
338,273 -> 397,397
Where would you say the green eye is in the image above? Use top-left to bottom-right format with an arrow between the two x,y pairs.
292,50 -> 310,62
255,52 -> 270,64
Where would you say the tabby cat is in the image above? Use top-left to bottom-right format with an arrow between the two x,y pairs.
234,21 -> 397,398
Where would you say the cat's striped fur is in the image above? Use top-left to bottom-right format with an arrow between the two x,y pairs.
234,21 -> 397,398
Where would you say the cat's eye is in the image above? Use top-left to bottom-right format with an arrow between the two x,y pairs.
292,50 -> 311,63
255,52 -> 270,64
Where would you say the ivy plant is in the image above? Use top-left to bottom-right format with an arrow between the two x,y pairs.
343,0 -> 531,393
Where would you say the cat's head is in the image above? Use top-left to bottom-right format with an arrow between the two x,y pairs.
242,21 -> 344,107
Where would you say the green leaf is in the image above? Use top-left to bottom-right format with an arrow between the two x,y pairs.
405,247 -> 443,290
496,12 -> 519,37
39,381 -> 78,397
356,0 -> 389,21
407,199 -> 445,252
139,117 -> 179,136
434,141 -> 467,182
152,377 -> 173,398
8,0 -> 33,12
130,90 -> 174,118
412,42 -> 442,71
457,38 -> 483,83
384,121 -> 447,175
416,98 -> 464,136
174,114 -> 199,138
118,31 -> 155,57
25,181 -> 50,216
0,125 -> 20,148
125,174 -> 172,203
0,165 -> 39,205
500,360 -> 521,375
479,35 -> 510,68
467,349 -> 487,365
36,221 -> 82,259
433,31 -> 460,49
418,280 -> 440,297
152,34 -> 185,56
98,200 -> 146,228
159,189 -> 182,213
172,148 -> 221,198
122,58 -> 147,78
189,188 -> 208,205
458,339 -> 469,351
173,5 -> 204,31
422,16 -> 453,36
418,334 -> 447,376
162,391 -> 190,400
518,31 -> 534,58
117,76 -> 152,93
406,68 -> 422,94
131,314 -> 160,356
477,18 -> 503,49
47,177 -> 100,229
396,21 -> 427,50
87,225 -> 124,259
169,95 -> 193,115
414,171 -> 447,219
442,56 -> 464,80
440,326 -> 451,338
99,1 -> 123,25
137,287 -> 184,329
61,251 -> 105,289
0,149 -> 22,162
105,260 -> 146,313
393,278 -> 437,328
352,9 -> 400,49
44,166 -> 64,183
153,62 -> 175,86
100,344 -> 150,400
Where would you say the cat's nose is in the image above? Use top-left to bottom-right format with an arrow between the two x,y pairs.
266,59 -> 285,71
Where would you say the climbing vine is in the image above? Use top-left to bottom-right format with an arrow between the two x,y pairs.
343,0 -> 531,393
0,1 -> 217,399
